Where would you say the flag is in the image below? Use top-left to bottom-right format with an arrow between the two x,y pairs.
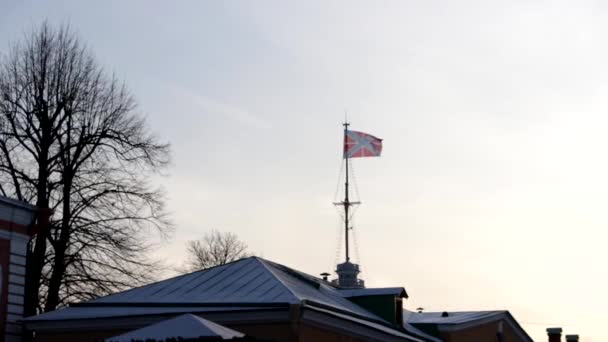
344,130 -> 383,158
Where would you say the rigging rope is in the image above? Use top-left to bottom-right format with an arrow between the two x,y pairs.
333,158 -> 345,202
332,158 -> 345,271
333,219 -> 343,272
332,157 -> 364,269
333,158 -> 345,220
352,216 -> 362,267
349,158 -> 361,219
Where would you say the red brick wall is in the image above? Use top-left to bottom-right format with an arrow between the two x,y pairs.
299,323 -> 369,342
34,322 -> 298,342
0,238 -> 10,338
440,320 -> 524,342
34,320 -> 389,342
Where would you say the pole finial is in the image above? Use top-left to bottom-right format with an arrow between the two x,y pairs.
344,110 -> 349,129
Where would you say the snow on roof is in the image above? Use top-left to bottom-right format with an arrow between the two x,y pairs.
105,314 -> 244,341
405,310 -> 507,325
339,287 -> 408,298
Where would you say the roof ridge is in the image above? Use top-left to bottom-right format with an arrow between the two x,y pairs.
255,258 -> 302,303
258,258 -> 331,288
256,259 -> 392,325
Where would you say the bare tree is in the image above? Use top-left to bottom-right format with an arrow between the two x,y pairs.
184,230 -> 252,272
0,22 -> 171,315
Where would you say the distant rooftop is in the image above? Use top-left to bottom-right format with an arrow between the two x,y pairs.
406,310 -> 509,325
404,309 -> 533,342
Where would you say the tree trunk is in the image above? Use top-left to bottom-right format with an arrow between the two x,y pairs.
45,173 -> 71,311
23,118 -> 51,317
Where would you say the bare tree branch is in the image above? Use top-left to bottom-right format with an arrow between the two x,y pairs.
182,230 -> 253,273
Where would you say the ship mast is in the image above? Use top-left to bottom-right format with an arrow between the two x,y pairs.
338,121 -> 360,263
343,122 -> 350,262
333,121 -> 381,288
334,122 -> 363,288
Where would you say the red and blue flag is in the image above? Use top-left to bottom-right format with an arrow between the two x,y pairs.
344,130 -> 383,158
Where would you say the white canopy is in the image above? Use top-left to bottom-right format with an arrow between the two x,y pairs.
105,313 -> 244,341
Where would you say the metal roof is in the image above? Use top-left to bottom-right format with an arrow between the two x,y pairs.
339,287 -> 408,298
87,257 -> 295,305
404,309 -> 533,342
81,257 -> 382,321
26,257 -> 395,324
405,310 -> 507,325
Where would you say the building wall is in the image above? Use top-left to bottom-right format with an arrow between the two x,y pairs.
1,238 -> 10,339
35,329 -> 126,342
34,322 -> 376,342
0,197 -> 35,342
32,320 -> 298,342
31,312 -> 415,342
439,320 -> 524,342
299,323 -> 369,342
347,295 -> 400,324
227,321 -> 297,342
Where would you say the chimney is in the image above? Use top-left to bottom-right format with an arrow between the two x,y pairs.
565,335 -> 579,342
547,327 -> 562,342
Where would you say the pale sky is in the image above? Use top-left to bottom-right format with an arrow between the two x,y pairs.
2,1 -> 607,340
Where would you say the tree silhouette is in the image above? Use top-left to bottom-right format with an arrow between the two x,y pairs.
184,230 -> 252,272
0,22 -> 172,315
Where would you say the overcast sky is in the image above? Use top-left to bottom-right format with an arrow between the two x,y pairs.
2,1 -> 607,340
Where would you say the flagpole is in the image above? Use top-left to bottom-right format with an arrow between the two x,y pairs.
343,121 -> 350,263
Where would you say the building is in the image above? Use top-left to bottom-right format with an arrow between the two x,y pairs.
0,195 -> 36,342
23,256 -> 532,342
405,310 -> 532,342
24,257 -> 437,342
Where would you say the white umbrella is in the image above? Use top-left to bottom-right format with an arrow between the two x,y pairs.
106,314 -> 244,341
